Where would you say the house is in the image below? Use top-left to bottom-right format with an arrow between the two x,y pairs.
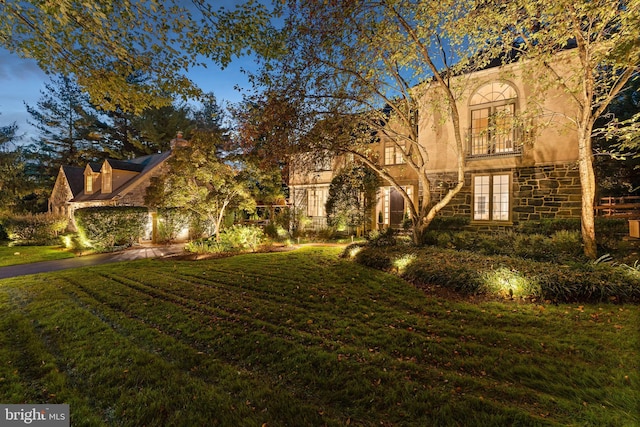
48,133 -> 191,239
289,52 -> 582,231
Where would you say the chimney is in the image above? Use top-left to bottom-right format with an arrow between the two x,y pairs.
170,131 -> 189,150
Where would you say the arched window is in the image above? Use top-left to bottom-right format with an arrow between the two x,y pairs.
469,81 -> 519,157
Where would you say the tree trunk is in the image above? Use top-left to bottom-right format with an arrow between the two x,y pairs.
578,131 -> 597,259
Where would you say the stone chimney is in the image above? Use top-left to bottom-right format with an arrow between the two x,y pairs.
170,131 -> 189,150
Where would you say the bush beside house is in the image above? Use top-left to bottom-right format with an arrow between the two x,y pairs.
0,213 -> 68,245
345,218 -> 640,304
74,207 -> 149,251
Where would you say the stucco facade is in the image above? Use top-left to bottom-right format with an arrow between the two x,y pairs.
289,52 -> 582,231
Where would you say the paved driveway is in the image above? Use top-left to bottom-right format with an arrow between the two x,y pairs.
0,244 -> 186,280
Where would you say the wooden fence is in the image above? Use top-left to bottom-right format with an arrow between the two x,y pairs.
595,196 -> 640,218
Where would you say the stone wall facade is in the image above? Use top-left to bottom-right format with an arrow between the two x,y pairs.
430,162 -> 582,227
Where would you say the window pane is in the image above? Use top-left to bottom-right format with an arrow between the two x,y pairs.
471,108 -> 489,155
492,175 -> 510,221
473,176 -> 490,220
384,146 -> 394,165
494,104 -> 515,153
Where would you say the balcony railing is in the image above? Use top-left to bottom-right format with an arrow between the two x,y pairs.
466,127 -> 523,159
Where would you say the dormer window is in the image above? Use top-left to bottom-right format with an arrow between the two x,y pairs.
85,174 -> 93,194
84,164 -> 99,194
101,162 -> 112,193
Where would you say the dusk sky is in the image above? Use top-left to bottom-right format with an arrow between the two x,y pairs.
0,46 -> 259,143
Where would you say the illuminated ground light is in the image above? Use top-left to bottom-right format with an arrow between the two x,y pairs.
482,267 -> 539,298
61,234 -> 73,249
348,246 -> 363,258
393,253 -> 416,274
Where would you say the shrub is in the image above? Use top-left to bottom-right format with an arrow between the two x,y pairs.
221,225 -> 264,251
354,246 -> 393,271
0,222 -> 7,241
517,218 -> 581,235
186,225 -> 265,254
341,242 -> 366,259
156,208 -> 191,243
0,213 -> 68,245
367,228 -> 397,247
354,245 -> 640,303
549,230 -> 583,259
516,218 -> 628,252
264,223 -> 291,240
513,233 -> 553,261
428,216 -> 470,230
75,207 -> 149,251
450,230 -> 482,251
595,218 -> 629,251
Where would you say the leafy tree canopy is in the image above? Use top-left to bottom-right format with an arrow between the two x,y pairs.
326,164 -> 379,230
145,115 -> 255,240
0,0 -> 282,113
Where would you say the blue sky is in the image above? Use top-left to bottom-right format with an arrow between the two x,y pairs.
0,47 -> 259,143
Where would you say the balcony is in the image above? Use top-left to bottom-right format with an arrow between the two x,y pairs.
466,127 -> 523,160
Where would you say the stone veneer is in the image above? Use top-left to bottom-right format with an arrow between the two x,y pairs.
430,162 -> 582,227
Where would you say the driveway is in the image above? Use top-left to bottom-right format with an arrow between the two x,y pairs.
0,244 -> 186,280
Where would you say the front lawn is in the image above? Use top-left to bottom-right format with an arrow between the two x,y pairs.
0,246 -> 637,426
0,245 -> 75,267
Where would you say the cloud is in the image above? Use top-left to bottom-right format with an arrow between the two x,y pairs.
0,48 -> 47,82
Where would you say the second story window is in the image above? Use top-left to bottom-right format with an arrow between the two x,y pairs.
384,144 -> 406,165
469,82 -> 520,158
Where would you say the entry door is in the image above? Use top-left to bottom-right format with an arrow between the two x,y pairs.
389,188 -> 405,227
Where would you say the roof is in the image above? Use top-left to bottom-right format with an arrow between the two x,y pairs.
70,151 -> 172,203
104,159 -> 146,172
61,166 -> 85,197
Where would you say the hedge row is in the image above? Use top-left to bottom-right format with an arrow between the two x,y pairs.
345,244 -> 640,304
0,213 -> 68,245
75,207 -> 149,250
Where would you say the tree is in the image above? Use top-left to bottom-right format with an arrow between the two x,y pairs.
131,103 -> 196,154
255,1 -> 495,245
594,76 -> 640,196
326,164 -> 380,234
463,0 -> 640,258
145,115 -> 255,241
26,74 -> 107,174
0,119 -> 27,213
0,0 -> 279,113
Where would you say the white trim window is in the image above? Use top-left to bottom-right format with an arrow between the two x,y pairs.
473,174 -> 510,222
307,188 -> 327,217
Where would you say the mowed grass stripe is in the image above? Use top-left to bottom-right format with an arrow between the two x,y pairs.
58,254 -> 640,424
2,275 -> 336,426
54,269 -> 454,423
77,260 -> 588,422
1,246 -> 637,425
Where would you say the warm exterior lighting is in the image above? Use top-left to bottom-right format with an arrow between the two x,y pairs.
482,267 -> 539,298
348,246 -> 362,258
393,253 -> 416,274
61,235 -> 73,249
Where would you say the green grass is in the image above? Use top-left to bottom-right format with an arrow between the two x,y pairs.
0,245 -> 75,267
0,246 -> 638,426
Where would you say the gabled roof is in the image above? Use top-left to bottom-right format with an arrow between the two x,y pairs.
70,151 -> 172,203
61,166 -> 85,197
103,159 -> 146,172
